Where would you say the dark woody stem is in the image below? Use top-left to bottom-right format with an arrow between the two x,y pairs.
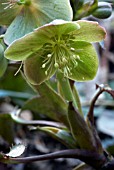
87,83 -> 114,126
2,149 -> 107,169
87,85 -> 105,125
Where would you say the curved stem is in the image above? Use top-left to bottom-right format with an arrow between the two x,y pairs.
87,85 -> 105,125
11,110 -> 65,128
2,149 -> 106,169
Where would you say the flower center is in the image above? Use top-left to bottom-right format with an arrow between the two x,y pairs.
2,0 -> 31,9
41,35 -> 83,77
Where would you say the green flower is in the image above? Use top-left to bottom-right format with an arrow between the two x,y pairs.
0,0 -> 72,45
5,20 -> 106,85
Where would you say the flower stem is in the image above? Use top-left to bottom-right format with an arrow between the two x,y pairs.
69,80 -> 83,117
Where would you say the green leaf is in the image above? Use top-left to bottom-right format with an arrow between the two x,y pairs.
0,113 -> 14,144
74,20 -> 106,42
37,126 -> 77,148
23,96 -> 61,121
24,53 -> 56,85
0,66 -> 34,94
65,41 -> 99,81
68,102 -> 96,151
23,82 -> 69,126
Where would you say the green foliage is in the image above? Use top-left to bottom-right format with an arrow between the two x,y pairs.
0,0 -> 113,169
0,113 -> 14,144
23,82 -> 69,126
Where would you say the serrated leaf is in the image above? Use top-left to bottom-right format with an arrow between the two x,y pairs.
6,144 -> 26,158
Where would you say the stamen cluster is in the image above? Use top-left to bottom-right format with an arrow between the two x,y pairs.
41,35 -> 83,77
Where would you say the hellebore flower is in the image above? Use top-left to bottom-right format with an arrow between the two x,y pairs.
0,0 -> 72,45
5,20 -> 106,85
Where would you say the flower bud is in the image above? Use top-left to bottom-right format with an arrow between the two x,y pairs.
92,2 -> 112,19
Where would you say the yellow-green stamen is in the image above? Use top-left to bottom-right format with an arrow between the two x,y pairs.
41,35 -> 83,76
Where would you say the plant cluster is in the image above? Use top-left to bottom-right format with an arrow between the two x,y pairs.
0,0 -> 114,169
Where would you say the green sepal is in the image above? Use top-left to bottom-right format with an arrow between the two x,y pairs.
2,0 -> 73,44
64,41 -> 99,81
24,54 -> 56,85
0,0 -> 21,25
74,20 -> 106,43
4,20 -> 106,85
4,8 -> 39,45
5,20 -> 80,61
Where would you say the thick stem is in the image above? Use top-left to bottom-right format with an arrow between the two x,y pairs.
2,149 -> 107,169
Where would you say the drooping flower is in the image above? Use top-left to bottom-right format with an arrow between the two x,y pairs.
5,19 -> 106,85
0,0 -> 72,45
